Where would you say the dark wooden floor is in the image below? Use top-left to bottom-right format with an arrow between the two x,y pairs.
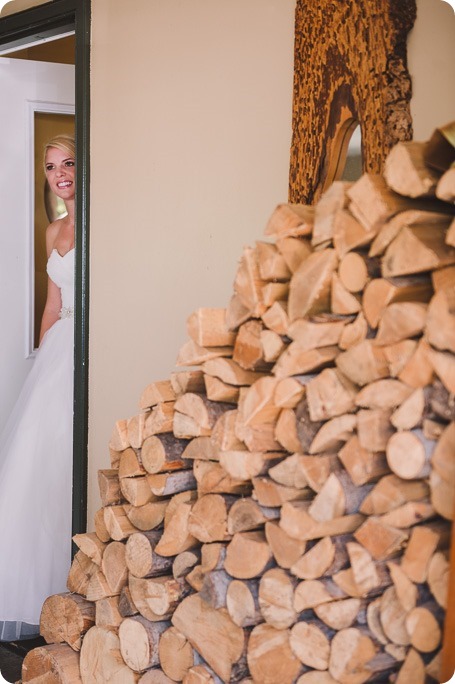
0,637 -> 45,683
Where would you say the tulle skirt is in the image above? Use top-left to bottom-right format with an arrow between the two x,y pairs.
0,317 -> 73,640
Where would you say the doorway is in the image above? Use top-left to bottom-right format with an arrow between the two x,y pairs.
0,0 -> 90,538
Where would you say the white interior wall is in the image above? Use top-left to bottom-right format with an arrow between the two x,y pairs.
88,0 -> 296,522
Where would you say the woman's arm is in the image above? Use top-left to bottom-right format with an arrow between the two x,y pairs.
39,222 -> 62,344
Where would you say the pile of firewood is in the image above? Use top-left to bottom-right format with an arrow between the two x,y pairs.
22,127 -> 455,684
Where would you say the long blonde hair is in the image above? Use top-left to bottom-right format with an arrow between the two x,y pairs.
43,134 -> 75,169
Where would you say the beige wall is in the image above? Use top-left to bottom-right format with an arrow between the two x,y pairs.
408,0 -> 455,140
88,0 -> 296,522
88,0 -> 455,523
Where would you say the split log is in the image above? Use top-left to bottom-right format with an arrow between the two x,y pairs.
120,476 -> 155,507
390,387 -> 426,429
187,308 -> 235,347
203,357 -> 266,387
224,530 -> 274,579
275,408 -> 303,453
147,470 -> 197,497
258,567 -> 298,629
125,500 -> 169,531
194,459 -> 251,496
154,500 -> 197,557
290,619 -> 332,670
428,551 -> 450,608
141,434 -> 190,474
211,410 -> 244,451
256,240 -> 292,281
405,603 -> 442,653
265,521 -> 307,569
187,493 -> 234,542
98,469 -> 123,506
395,338 -> 434,388
172,549 -> 200,579
305,368 -> 357,421
101,540 -> 128,594
386,429 -> 433,479
233,245 -> 266,316
85,567 -> 115,602
40,592 -> 95,651
360,475 -> 429,516
22,643 -> 82,683
170,370 -> 206,397
339,311 -> 368,350
394,648 -> 426,684
205,375 -> 240,403
268,453 -> 308,489
382,222 -> 455,277
176,339 -> 232,367
158,626 -> 195,681
265,203 -> 314,239
387,562 -> 417,612
437,166 -> 455,201
426,290 -> 455,354
328,627 -> 379,684
261,299 -> 290,335
67,550 -> 98,596
118,616 -> 169,672
172,594 -> 245,683
129,575 -> 189,621
125,531 -> 173,578
252,476 -> 312,508
297,454 -> 340,492
199,568 -> 231,609
118,585 -> 139,618
273,342 -> 339,379
219,450 -> 283,481
104,505 -> 138,541
139,380 -> 175,411
312,180 -> 352,247
314,598 -> 362,631
357,408 -> 394,452
109,419 -> 129,452
336,340 -> 389,386
308,471 -> 371,521
247,623 -> 302,684
273,377 -> 305,409
293,578 -> 347,611
72,532 -> 107,566
95,596 -> 123,629
309,413 -> 357,453
374,302 -> 427,346
384,140 -> 441,198
290,535 -> 349,580
233,319 -> 268,371
226,578 -> 261,628
288,249 -> 338,321
173,393 -> 232,438
331,272 -> 362,314
362,275 -> 432,329
79,626 -> 139,683
261,329 -> 286,362
338,435 -> 389,486
354,517 -> 408,560
401,522 -> 449,584
275,236 -> 312,275
227,497 -> 279,535
280,501 -> 364,541
333,206 -> 374,257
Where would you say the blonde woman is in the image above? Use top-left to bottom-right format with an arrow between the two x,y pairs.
0,134 -> 75,641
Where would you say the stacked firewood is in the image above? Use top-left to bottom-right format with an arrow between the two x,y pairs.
22,128 -> 455,684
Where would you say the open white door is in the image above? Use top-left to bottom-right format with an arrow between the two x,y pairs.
0,57 -> 75,433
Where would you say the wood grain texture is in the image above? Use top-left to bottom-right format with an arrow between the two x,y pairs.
289,0 -> 416,203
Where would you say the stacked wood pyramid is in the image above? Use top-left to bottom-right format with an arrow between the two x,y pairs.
22,127 -> 455,683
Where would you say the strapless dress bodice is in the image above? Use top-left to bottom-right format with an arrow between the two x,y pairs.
46,248 -> 75,312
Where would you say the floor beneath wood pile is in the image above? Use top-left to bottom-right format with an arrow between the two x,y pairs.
0,637 -> 45,683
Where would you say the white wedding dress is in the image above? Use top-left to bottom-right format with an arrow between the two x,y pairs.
0,248 -> 74,641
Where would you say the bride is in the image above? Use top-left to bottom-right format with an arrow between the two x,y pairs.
0,134 -> 75,641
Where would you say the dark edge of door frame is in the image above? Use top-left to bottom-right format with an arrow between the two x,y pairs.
0,0 -> 90,546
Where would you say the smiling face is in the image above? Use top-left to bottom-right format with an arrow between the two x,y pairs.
44,146 -> 75,201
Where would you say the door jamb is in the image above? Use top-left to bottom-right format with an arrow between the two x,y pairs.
0,0 -> 90,540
